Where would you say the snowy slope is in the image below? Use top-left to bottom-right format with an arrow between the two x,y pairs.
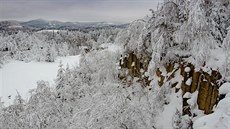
0,55 -> 81,106
155,90 -> 183,129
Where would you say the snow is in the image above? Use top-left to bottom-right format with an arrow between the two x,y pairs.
171,70 -> 183,89
185,67 -> 191,72
187,91 -> 205,120
219,83 -> 230,95
187,91 -> 198,107
131,62 -> 135,66
193,97 -> 230,129
8,25 -> 23,29
0,55 -> 81,106
37,29 -> 67,33
202,66 -> 211,74
183,92 -> 192,98
186,78 -> 192,85
155,90 -> 182,129
206,48 -> 226,71
186,47 -> 226,73
99,43 -> 124,53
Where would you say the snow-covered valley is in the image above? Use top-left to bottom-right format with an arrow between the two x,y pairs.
0,56 -> 81,106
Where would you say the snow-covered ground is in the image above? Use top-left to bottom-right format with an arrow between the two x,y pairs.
0,55 -> 81,106
155,89 -> 182,129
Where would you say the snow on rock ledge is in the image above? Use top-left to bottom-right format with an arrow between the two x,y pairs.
219,83 -> 230,95
193,82 -> 230,129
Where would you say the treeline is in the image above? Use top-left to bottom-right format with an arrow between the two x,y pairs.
0,28 -> 121,64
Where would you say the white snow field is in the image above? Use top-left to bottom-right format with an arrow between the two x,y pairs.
0,55 -> 81,106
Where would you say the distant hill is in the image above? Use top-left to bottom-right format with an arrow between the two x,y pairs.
0,20 -> 23,30
0,19 -> 128,32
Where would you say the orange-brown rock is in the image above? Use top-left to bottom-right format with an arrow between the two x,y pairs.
191,71 -> 201,93
119,52 -> 150,85
197,81 -> 210,110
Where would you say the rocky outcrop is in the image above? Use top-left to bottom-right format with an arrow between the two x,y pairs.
160,62 -> 221,115
119,52 -> 222,115
197,71 -> 221,114
119,52 -> 151,86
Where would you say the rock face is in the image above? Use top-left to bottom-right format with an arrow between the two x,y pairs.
120,52 -> 222,115
158,63 -> 221,115
119,52 -> 151,86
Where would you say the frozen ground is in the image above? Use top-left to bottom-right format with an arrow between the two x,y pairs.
0,55 -> 81,106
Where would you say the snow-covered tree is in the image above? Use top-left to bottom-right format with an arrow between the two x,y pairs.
210,0 -> 230,44
223,28 -> 230,81
56,61 -> 65,90
45,43 -> 57,62
25,80 -> 69,129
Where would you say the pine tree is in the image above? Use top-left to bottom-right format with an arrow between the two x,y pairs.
56,61 -> 65,90
14,90 -> 25,105
45,41 -> 57,62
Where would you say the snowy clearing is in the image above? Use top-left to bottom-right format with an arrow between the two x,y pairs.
0,55 -> 81,106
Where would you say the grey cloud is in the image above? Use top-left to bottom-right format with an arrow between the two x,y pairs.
0,0 -> 162,22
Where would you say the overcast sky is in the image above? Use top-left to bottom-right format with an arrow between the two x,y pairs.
0,0 -> 162,23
